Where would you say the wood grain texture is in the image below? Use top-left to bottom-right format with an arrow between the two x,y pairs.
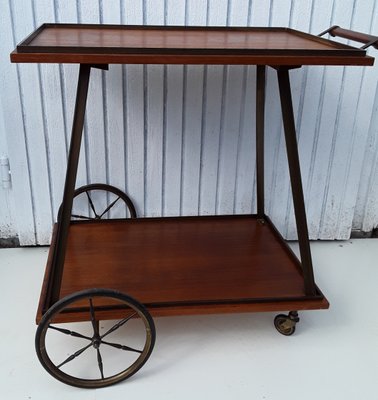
11,50 -> 374,66
3,0 -> 378,245
12,24 -> 374,65
59,216 -> 309,302
22,25 -> 360,51
36,216 -> 329,323
36,224 -> 57,323
41,296 -> 329,324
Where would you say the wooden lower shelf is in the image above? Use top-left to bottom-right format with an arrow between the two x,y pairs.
37,215 -> 329,323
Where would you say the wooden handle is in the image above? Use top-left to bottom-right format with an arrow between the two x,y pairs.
319,25 -> 378,49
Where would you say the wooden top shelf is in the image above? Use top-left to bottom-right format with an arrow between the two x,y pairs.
11,24 -> 374,66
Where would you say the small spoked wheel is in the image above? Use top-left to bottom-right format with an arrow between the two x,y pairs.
58,183 -> 137,221
274,311 -> 299,336
36,289 -> 155,388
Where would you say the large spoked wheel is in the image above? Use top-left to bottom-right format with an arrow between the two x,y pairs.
58,183 -> 137,221
36,289 -> 155,388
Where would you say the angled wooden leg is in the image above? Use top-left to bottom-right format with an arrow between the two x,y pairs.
256,65 -> 266,220
276,67 -> 316,296
47,64 -> 92,305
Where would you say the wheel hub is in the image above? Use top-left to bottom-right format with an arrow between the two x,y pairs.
92,336 -> 101,349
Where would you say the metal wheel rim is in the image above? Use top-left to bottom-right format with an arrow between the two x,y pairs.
57,183 -> 137,221
36,289 -> 155,388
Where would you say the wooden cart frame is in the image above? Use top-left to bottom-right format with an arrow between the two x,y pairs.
11,24 -> 377,388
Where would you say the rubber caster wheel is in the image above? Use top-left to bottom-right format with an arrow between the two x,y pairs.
36,289 -> 155,388
274,311 -> 299,336
57,183 -> 137,221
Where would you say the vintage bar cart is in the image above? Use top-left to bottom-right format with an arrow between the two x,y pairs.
11,24 -> 377,388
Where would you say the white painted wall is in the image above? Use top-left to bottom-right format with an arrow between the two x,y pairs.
1,0 -> 378,245
0,96 -> 18,241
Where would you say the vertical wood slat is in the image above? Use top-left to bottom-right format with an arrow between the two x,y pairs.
102,1 -> 127,218
308,0 -> 378,239
10,0 -> 53,244
145,0 -> 165,217
1,0 -> 378,245
54,2 -> 89,202
261,0 -> 292,234
360,81 -> 378,232
281,0 -> 314,238
33,0 -> 66,223
124,0 -> 145,217
217,64 -> 245,214
203,0 -> 227,216
164,1 -> 185,216
181,0 -> 207,216
348,1 -> 378,232
316,1 -> 360,239
78,0 -> 107,222
234,65 -> 256,215
0,95 -> 17,239
0,1 -> 34,243
320,0 -> 377,239
353,81 -> 378,232
286,0 -> 335,239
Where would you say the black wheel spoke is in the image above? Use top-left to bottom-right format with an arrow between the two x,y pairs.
100,312 -> 137,339
57,343 -> 92,369
71,214 -> 96,220
101,340 -> 142,354
89,298 -> 99,336
97,349 -> 105,379
36,288 -> 155,388
49,325 -> 92,341
99,196 -> 121,218
86,191 -> 100,218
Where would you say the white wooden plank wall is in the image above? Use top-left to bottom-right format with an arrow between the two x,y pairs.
0,96 -> 17,241
0,0 -> 378,245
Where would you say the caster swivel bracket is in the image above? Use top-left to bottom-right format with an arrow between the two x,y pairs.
274,311 -> 300,336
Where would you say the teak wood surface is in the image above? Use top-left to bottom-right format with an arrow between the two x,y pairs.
12,23 -> 350,324
37,216 -> 328,323
11,23 -> 374,66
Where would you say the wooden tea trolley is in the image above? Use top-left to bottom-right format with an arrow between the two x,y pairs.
11,24 -> 377,388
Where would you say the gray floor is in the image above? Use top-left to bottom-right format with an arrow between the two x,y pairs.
1,240 -> 377,399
